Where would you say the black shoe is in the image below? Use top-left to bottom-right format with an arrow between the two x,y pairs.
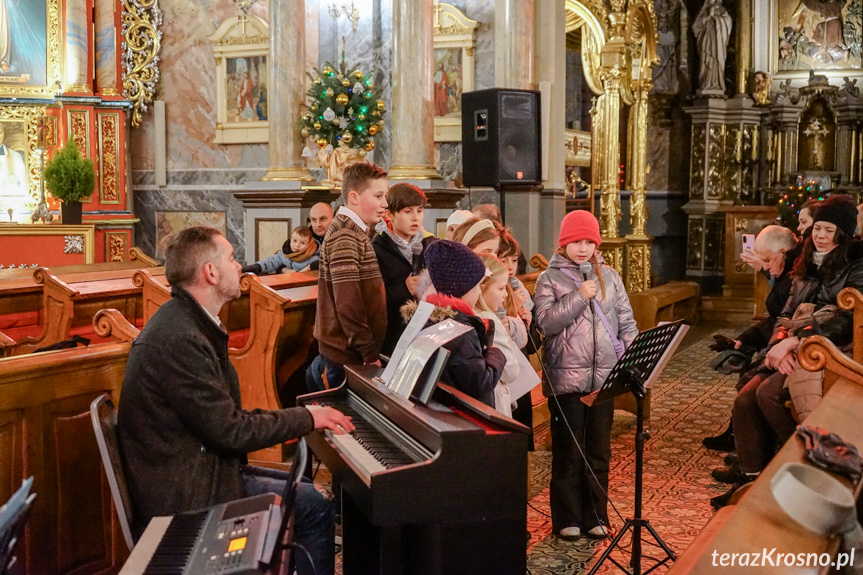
711,462 -> 747,484
710,475 -> 756,509
702,428 -> 735,452
723,452 -> 738,466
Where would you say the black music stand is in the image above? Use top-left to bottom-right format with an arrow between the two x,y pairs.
583,320 -> 689,575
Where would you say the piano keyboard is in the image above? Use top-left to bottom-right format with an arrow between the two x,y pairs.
315,391 -> 431,481
142,510 -> 208,574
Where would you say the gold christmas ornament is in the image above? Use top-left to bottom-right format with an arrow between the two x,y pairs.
322,65 -> 333,76
366,81 -> 374,90
364,140 -> 375,152
301,127 -> 310,137
358,149 -> 367,157
316,137 -> 328,147
377,119 -> 385,129
341,78 -> 351,87
313,121 -> 322,130
313,77 -> 322,85
325,88 -> 335,97
376,99 -> 385,110
341,131 -> 353,144
353,70 -> 363,80
368,124 -> 379,135
358,114 -> 366,121
336,93 -> 349,106
331,117 -> 340,125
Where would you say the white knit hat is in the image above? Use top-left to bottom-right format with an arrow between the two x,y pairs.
446,209 -> 474,229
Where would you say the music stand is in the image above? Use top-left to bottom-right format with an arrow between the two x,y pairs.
583,320 -> 689,575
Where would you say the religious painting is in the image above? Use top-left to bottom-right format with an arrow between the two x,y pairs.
0,120 -> 29,216
432,3 -> 479,142
775,0 -> 863,71
209,14 -> 269,144
155,211 -> 227,258
225,56 -> 268,123
0,0 -> 61,97
433,48 -> 462,118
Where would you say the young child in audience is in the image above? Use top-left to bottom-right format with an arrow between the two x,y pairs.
243,226 -> 319,275
475,254 -> 523,417
401,240 -> 506,408
534,210 -> 638,541
498,229 -> 534,325
372,183 -> 435,356
452,217 -> 500,255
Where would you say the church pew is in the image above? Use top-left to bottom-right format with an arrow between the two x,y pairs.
133,269 -> 319,465
3,267 -> 168,356
0,316 -> 134,575
837,287 -> 863,364
668,336 -> 863,574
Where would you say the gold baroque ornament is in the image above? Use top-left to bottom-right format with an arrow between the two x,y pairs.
0,105 -> 45,207
122,0 -> 163,128
98,113 -> 120,203
107,233 -> 127,262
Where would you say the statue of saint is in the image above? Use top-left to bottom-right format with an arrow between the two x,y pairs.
692,0 -> 732,95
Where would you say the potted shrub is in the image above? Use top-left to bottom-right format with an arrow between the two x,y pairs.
43,139 -> 95,225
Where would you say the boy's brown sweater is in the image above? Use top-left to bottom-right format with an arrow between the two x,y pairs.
315,213 -> 387,366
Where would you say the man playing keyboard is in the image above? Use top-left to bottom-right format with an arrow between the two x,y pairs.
118,227 -> 354,575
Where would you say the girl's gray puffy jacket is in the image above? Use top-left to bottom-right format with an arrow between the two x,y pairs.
533,252 -> 638,396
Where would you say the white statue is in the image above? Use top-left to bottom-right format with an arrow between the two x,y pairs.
692,0 -> 732,95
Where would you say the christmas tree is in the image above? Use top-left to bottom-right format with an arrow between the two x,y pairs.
300,61 -> 385,154
777,175 -> 824,231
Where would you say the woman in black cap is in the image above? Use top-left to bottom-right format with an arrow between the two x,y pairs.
712,194 -> 863,508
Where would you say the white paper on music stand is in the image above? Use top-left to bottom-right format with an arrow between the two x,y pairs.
505,351 -> 541,401
387,320 -> 471,400
380,300 -> 435,385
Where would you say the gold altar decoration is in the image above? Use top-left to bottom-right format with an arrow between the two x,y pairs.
121,0 -> 163,128
0,0 -> 62,98
0,105 -> 46,211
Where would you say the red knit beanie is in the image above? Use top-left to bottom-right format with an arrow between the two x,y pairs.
558,210 -> 602,248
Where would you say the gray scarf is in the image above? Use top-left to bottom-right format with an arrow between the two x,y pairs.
375,220 -> 424,262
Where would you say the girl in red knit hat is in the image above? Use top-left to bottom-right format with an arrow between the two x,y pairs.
533,210 -> 639,541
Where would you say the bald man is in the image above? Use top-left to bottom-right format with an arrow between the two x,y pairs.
309,202 -> 334,244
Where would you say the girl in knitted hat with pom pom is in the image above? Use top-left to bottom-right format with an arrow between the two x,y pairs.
534,210 -> 638,542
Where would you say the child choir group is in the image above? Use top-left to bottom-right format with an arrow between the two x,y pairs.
243,162 -> 640,542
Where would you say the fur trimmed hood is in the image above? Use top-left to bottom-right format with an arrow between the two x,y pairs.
400,293 -> 477,325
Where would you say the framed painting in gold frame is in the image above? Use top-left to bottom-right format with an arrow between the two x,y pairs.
208,15 -> 269,144
0,0 -> 62,97
766,0 -> 862,79
0,105 -> 45,220
433,3 -> 479,143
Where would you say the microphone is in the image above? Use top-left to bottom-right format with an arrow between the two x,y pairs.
508,276 -> 520,290
578,261 -> 596,313
411,243 -> 423,276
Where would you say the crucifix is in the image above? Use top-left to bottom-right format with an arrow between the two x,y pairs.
803,119 -> 829,170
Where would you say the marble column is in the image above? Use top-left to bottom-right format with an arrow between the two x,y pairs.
94,0 -> 121,96
262,0 -> 312,181
388,0 -> 440,180
64,0 -> 93,94
495,0 -> 534,90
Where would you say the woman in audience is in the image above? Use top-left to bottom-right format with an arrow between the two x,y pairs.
712,195 -> 863,508
534,210 -> 638,541
796,198 -> 820,236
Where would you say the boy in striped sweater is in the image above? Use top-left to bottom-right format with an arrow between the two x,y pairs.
306,162 -> 389,391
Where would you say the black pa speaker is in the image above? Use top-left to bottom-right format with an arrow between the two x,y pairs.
461,88 -> 541,187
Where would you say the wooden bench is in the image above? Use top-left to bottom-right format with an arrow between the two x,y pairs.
629,281 -> 700,331
133,270 -> 319,465
0,313 -> 134,574
668,336 -> 863,574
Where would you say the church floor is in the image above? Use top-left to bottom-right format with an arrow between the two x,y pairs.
318,318 -> 749,574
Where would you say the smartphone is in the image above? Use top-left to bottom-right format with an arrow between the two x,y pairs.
742,233 -> 755,253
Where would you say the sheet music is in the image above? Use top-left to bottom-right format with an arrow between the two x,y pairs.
380,301 -> 435,385
505,351 -> 541,401
387,320 -> 471,400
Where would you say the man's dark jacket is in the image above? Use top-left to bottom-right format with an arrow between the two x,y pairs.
737,244 -> 801,350
371,233 -> 435,356
118,287 -> 314,536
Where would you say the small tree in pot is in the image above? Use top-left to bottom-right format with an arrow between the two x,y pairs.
43,139 -> 95,225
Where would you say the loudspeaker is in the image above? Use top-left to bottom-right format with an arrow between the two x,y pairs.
461,88 -> 541,187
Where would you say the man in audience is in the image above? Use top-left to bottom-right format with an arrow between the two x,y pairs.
309,202 -> 335,244
118,226 -> 353,575
704,225 -> 800,452
306,163 -> 389,392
